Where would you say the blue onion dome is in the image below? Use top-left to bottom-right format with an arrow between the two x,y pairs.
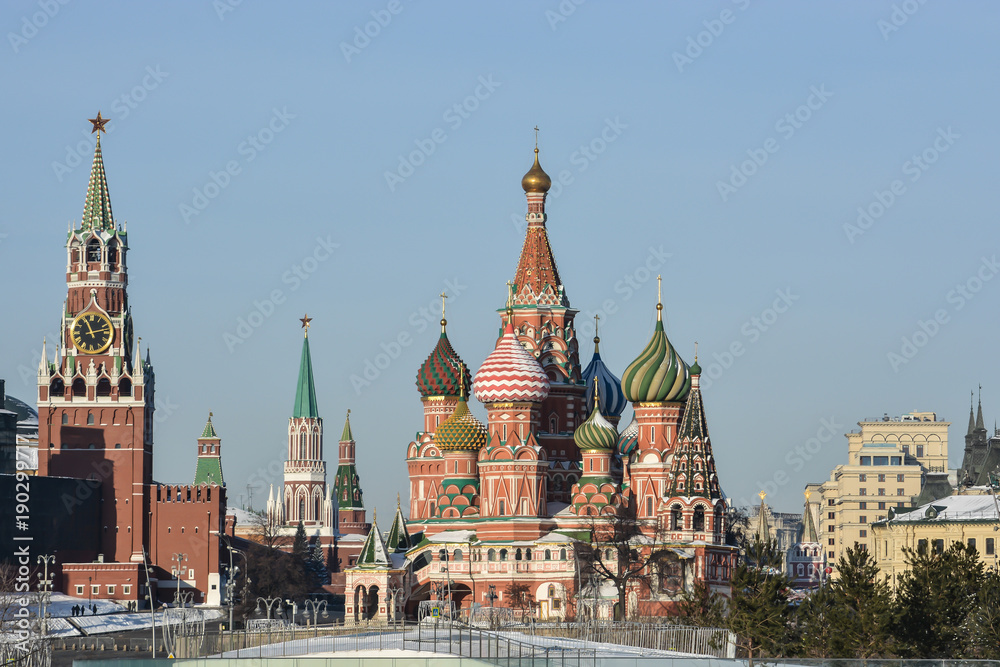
436,397 -> 488,451
573,391 -> 618,452
617,414 -> 639,457
581,334 -> 627,420
621,299 -> 690,403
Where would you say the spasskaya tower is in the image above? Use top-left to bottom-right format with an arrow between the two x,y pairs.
36,112 -> 155,564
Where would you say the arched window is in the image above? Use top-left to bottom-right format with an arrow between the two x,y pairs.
549,416 -> 557,433
50,378 -> 64,397
515,549 -> 523,561
670,504 -> 682,530
118,378 -> 132,397
96,378 -> 112,397
453,549 -> 463,562
86,239 -> 101,263
107,242 -> 118,269
499,549 -> 508,561
560,548 -> 567,560
548,585 -> 556,597
61,413 -> 68,425
87,412 -> 94,425
693,505 -> 705,531
488,549 -> 496,562
72,378 -> 86,397
544,549 -> 552,560
525,549 -> 532,561
299,498 -> 305,520
439,549 -> 448,562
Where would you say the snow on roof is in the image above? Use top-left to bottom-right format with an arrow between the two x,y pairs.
888,493 -> 999,523
225,506 -> 259,525
428,530 -> 477,543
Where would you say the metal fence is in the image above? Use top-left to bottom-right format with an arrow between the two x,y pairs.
532,621 -> 736,659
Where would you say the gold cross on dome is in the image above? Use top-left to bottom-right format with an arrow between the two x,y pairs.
440,292 -> 448,319
534,126 -> 539,149
758,490 -> 767,501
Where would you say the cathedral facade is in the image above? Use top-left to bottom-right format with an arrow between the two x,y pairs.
392,147 -> 736,619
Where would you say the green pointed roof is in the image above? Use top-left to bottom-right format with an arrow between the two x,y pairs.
386,500 -> 412,552
82,134 -> 115,232
200,413 -> 218,439
678,379 -> 708,441
194,417 -> 224,486
755,496 -> 771,543
293,335 -> 320,419
356,518 -> 390,568
341,411 -> 353,441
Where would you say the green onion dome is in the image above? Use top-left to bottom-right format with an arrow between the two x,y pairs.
573,403 -> 618,452
622,316 -> 690,403
435,397 -> 488,451
416,321 -> 471,398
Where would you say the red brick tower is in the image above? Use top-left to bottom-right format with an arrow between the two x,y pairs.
36,114 -> 153,564
505,147 -> 586,467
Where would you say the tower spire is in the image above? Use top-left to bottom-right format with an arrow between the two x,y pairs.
976,384 -> 985,431
593,314 -> 600,353
968,390 -> 976,436
82,112 -> 115,232
293,321 -> 319,418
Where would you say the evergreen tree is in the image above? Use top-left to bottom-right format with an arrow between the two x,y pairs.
726,538 -> 791,665
306,544 -> 329,588
826,545 -> 894,658
791,584 -> 836,658
896,541 -> 984,657
292,521 -> 308,560
675,579 -> 726,628
965,568 -> 1000,659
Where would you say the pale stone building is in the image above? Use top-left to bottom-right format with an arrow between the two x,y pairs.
814,412 -> 948,573
871,492 -> 1000,586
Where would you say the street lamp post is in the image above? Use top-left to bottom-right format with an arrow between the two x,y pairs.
171,553 -> 189,607
220,534 -> 246,632
303,599 -> 328,636
486,584 -> 498,630
141,548 -> 156,657
257,596 -> 282,645
36,555 -> 55,638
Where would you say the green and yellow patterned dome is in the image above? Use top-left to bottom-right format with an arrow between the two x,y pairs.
436,397 -> 488,451
622,302 -> 691,403
573,401 -> 618,452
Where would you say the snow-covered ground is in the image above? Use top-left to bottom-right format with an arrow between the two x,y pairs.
0,592 -> 223,638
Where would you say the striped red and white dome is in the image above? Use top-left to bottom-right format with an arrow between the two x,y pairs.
473,322 -> 550,404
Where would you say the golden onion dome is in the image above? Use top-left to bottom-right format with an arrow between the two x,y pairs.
521,148 -> 551,193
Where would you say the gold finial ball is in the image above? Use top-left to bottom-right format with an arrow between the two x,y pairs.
656,303 -> 663,311
441,318 -> 447,327
521,148 -> 551,193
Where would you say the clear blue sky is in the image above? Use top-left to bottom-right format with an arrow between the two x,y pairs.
3,1 -> 999,518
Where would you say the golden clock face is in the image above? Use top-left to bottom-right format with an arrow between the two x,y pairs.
72,311 -> 114,354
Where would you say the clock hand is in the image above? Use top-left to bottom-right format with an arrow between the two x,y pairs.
85,320 -> 96,336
